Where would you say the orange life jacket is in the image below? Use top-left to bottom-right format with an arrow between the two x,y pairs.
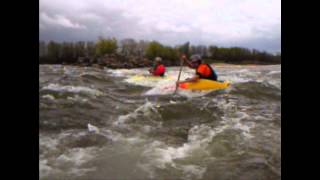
196,63 -> 217,81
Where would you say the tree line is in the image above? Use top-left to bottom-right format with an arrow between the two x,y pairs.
39,37 -> 281,65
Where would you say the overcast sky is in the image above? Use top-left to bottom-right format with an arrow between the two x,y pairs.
39,0 -> 281,53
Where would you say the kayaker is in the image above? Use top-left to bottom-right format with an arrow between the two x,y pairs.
176,54 -> 218,85
149,57 -> 166,77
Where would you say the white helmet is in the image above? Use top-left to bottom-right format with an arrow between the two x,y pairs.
155,57 -> 162,62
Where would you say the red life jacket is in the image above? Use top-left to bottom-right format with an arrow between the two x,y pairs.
153,64 -> 166,76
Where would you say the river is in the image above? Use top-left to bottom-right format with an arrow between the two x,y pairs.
39,64 -> 281,180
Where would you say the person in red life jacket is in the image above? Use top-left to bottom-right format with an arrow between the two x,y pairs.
176,54 -> 218,85
149,57 -> 166,77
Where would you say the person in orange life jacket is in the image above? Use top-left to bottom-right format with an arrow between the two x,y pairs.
176,54 -> 218,86
149,57 -> 166,77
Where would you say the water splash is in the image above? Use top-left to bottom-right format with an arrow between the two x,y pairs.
41,83 -> 104,96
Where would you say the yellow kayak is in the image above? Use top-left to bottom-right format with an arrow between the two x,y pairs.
179,79 -> 231,90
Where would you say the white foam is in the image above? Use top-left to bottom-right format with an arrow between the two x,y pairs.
137,162 -> 156,179
113,114 -> 130,127
125,76 -> 175,88
219,100 -> 256,139
142,124 -> 228,167
218,67 -> 268,84
40,150 -> 97,178
55,147 -> 97,167
142,125 -> 153,133
213,99 -> 238,114
42,94 -> 55,101
67,95 -> 88,103
234,121 -> 255,139
104,97 -> 259,178
100,129 -> 124,142
178,89 -> 213,98
43,146 -> 98,178
266,80 -> 281,89
144,83 -> 176,95
137,124 -> 229,179
39,159 -> 54,178
113,101 -> 162,127
237,69 -> 250,73
42,83 -> 104,96
212,98 -> 257,140
69,167 -> 96,177
126,136 -> 146,144
180,165 -> 206,179
63,67 -> 78,76
39,135 -> 59,152
221,74 -> 251,83
267,70 -> 281,75
40,131 -> 107,178
80,72 -> 100,77
107,68 -> 142,77
254,115 -> 268,121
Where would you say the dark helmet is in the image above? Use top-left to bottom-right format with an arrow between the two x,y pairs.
190,54 -> 202,63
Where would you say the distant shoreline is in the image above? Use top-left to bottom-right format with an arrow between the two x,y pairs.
209,63 -> 281,67
39,61 -> 280,70
39,39 -> 281,68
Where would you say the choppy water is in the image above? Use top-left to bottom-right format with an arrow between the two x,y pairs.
39,64 -> 281,180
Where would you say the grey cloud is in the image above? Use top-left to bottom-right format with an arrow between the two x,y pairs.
39,1 -> 281,53
40,2 -> 145,41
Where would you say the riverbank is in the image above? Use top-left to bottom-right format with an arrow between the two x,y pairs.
40,62 -> 280,70
40,60 -> 280,70
40,53 -> 280,69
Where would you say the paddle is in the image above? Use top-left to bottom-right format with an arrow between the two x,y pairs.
174,42 -> 189,94
174,58 -> 184,94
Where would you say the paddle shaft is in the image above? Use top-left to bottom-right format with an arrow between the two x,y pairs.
174,59 -> 184,94
174,42 -> 189,94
